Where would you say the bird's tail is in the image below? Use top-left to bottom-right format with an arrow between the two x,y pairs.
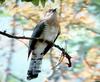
27,52 -> 43,80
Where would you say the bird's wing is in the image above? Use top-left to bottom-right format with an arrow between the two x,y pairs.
28,21 -> 46,58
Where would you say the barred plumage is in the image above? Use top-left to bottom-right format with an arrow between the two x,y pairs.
27,8 -> 60,80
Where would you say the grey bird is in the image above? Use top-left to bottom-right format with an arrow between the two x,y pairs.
27,8 -> 60,80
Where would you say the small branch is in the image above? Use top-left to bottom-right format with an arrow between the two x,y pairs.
53,44 -> 71,67
0,31 -> 32,39
85,27 -> 100,34
67,23 -> 100,34
9,73 -> 26,82
0,30 -> 71,67
48,49 -> 56,80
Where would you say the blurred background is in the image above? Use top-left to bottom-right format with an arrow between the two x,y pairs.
0,0 -> 100,82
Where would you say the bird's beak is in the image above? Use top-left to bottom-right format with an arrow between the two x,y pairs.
52,8 -> 57,12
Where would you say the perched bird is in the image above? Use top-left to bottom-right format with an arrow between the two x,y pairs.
27,8 -> 60,80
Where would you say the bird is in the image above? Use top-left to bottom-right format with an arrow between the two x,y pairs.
27,8 -> 60,80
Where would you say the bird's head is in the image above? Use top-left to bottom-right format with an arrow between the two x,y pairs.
43,8 -> 57,21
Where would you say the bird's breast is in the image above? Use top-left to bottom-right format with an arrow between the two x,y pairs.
41,26 -> 59,41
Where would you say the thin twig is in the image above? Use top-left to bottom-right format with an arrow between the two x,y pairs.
48,49 -> 56,80
67,23 -> 100,35
0,30 -> 72,67
9,73 -> 26,82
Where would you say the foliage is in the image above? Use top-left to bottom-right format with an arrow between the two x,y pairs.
0,0 -> 54,6
0,0 -> 100,82
0,0 -> 5,4
23,0 -> 54,6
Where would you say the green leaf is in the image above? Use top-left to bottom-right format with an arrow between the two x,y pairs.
22,0 -> 39,6
32,0 -> 39,6
40,0 -> 46,7
94,36 -> 100,45
92,0 -> 100,6
0,0 -> 5,4
51,0 -> 54,2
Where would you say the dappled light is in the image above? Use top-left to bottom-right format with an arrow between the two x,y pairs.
0,0 -> 100,82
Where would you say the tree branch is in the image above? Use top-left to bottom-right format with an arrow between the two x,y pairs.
67,23 -> 100,34
0,30 -> 71,67
85,27 -> 100,34
9,73 -> 26,82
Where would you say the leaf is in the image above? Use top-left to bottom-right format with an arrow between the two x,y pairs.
22,0 -> 33,1
0,0 -> 5,4
40,0 -> 46,7
32,0 -> 39,6
22,0 -> 39,6
94,36 -> 100,45
92,0 -> 100,6
51,0 -> 54,2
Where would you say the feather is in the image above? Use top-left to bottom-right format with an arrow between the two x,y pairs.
28,21 -> 46,59
27,8 -> 60,80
